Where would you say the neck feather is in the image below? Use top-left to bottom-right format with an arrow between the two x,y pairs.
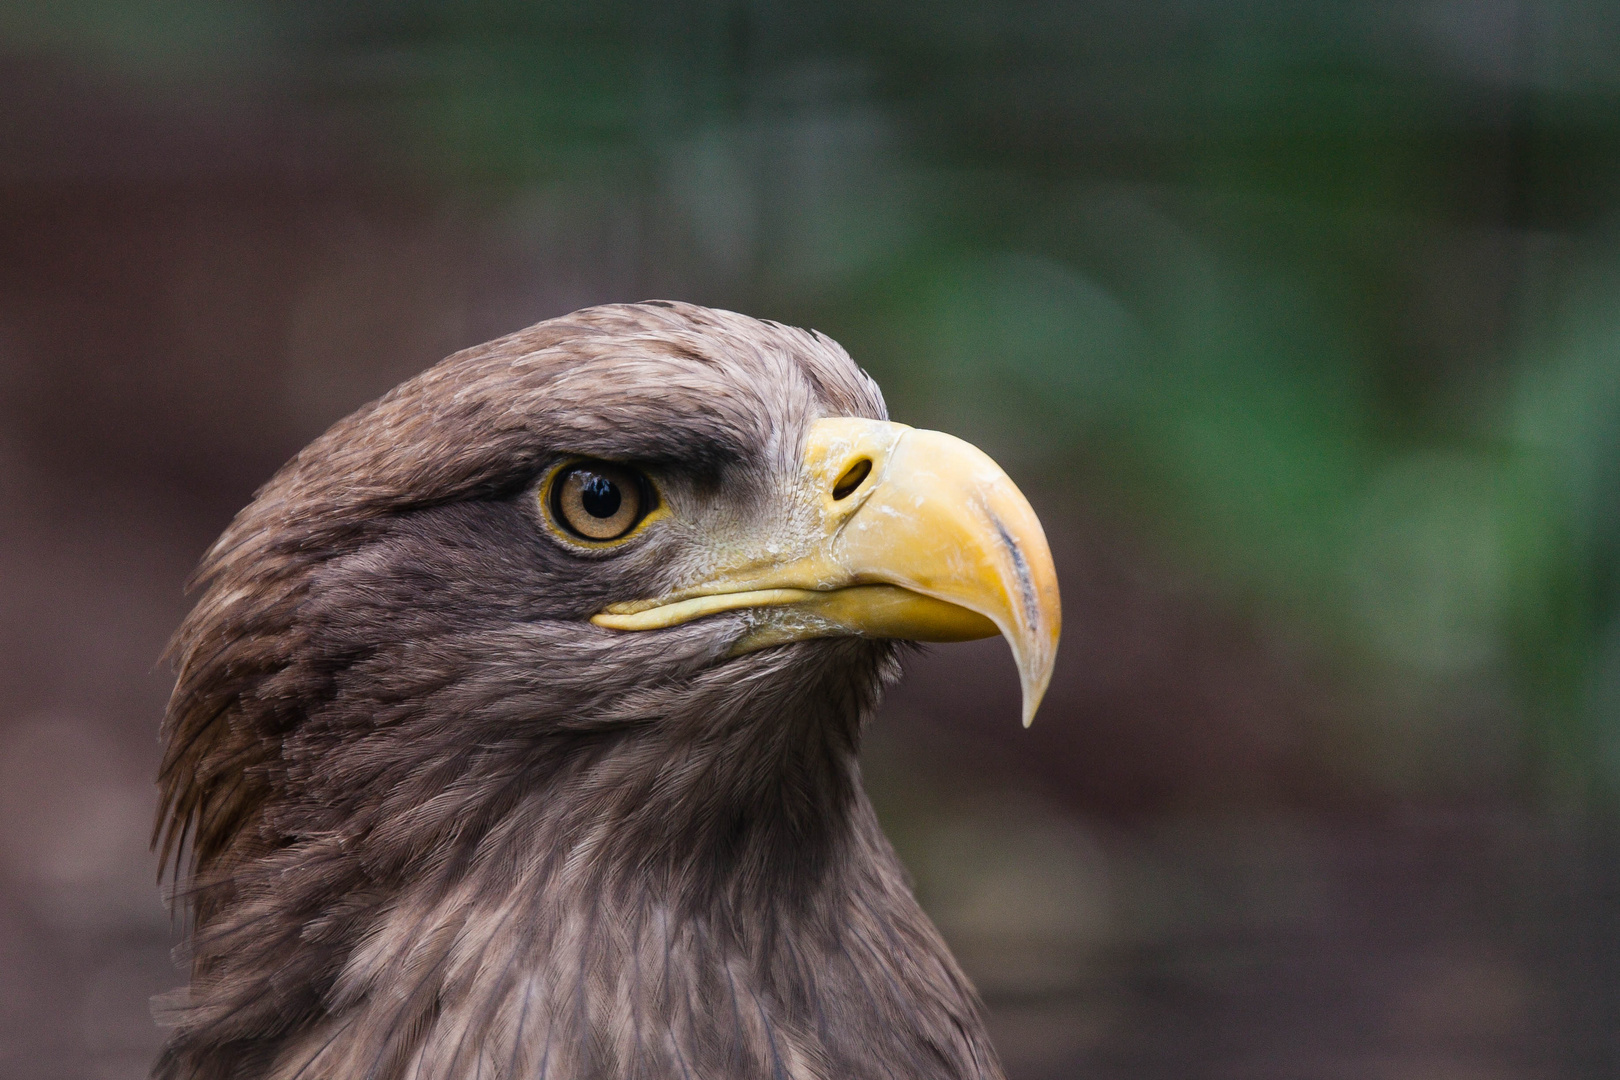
157,640 -> 1002,1080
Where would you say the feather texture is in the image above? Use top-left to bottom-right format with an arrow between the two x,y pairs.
153,302 -> 1004,1080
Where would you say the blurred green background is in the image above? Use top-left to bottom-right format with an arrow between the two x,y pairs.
1,1 -> 1618,1077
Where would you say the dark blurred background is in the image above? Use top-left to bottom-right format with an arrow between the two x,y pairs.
3,1 -> 1620,1077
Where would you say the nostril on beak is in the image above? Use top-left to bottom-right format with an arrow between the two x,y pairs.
832,459 -> 872,500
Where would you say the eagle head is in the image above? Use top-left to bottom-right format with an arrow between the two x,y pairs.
154,302 -> 1060,1080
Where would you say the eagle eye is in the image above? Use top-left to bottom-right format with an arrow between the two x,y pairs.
546,460 -> 655,543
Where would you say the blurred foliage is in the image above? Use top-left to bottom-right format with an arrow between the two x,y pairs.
11,0 -> 1620,802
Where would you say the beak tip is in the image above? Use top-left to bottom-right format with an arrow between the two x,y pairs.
1019,683 -> 1044,728
1013,628 -> 1058,729
1018,668 -> 1050,728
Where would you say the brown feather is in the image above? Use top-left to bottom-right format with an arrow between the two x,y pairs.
153,302 -> 1003,1080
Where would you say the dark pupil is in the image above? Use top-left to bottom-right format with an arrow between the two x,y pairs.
579,474 -> 621,518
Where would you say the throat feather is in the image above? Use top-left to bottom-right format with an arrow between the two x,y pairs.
268,794 -> 998,1080
162,642 -> 1000,1080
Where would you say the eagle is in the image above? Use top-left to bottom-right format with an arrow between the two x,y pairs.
153,301 -> 1061,1080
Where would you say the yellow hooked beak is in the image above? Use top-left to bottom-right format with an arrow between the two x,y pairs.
592,418 -> 1061,725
